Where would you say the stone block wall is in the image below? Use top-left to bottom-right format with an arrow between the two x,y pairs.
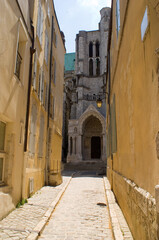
111,170 -> 157,240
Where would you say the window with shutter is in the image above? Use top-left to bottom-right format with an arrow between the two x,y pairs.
29,104 -> 37,154
32,53 -> 37,90
38,115 -> 44,157
37,0 -> 41,40
37,0 -> 43,45
40,71 -> 44,103
38,68 -> 41,98
45,30 -> 49,64
45,84 -> 48,110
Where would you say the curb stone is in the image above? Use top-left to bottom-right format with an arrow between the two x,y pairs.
26,174 -> 74,240
103,177 -> 133,240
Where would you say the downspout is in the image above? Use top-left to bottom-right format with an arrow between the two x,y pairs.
24,22 -> 35,152
22,21 -> 35,199
45,15 -> 54,185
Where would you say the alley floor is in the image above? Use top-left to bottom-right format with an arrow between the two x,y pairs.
39,172 -> 113,240
0,172 -> 133,240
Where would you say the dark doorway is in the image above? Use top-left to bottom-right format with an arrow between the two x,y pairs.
91,137 -> 101,159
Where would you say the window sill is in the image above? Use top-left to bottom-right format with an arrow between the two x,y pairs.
0,185 -> 12,194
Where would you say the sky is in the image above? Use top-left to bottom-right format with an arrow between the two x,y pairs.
54,0 -> 111,53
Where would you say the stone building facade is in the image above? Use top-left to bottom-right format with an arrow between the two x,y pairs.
0,0 -> 65,220
23,0 -> 65,198
106,0 -> 159,239
0,0 -> 32,219
64,8 -> 111,164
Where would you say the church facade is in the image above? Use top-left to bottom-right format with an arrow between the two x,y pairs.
64,8 -> 110,164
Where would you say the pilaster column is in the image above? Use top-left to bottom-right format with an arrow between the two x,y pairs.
77,135 -> 82,161
102,135 -> 106,161
73,136 -> 76,155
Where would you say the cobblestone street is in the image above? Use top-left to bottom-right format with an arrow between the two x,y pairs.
0,172 -> 133,240
39,172 -> 113,240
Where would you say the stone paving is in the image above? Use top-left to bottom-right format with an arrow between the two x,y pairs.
39,172 -> 113,240
0,172 -> 133,240
0,175 -> 71,239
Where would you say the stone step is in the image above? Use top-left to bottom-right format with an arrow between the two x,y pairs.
63,160 -> 106,173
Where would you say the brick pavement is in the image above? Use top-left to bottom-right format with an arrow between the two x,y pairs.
39,172 -> 114,240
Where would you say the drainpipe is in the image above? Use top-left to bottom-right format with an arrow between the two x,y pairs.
22,21 -> 35,199
45,16 -> 54,185
24,22 -> 35,152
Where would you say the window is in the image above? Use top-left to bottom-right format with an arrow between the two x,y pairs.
37,0 -> 44,45
38,68 -> 44,103
53,30 -> 57,47
32,53 -> 37,89
116,0 -> 120,38
38,115 -> 44,157
50,97 -> 55,119
45,30 -> 49,64
29,104 -> 37,154
89,42 -> 93,57
40,71 -> 44,103
15,44 -> 22,79
44,83 -> 48,110
89,59 -> 93,76
0,121 -> 6,182
96,58 -> 100,76
38,68 -> 42,98
96,41 -> 100,57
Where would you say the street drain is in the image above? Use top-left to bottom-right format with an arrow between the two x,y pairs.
97,202 -> 107,207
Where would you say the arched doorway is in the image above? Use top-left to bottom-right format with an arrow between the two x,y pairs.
82,116 -> 102,160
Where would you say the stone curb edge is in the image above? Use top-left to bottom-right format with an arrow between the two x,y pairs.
26,174 -> 74,240
103,177 -> 124,240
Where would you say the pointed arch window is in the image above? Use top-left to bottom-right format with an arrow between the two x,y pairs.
89,59 -> 93,76
96,58 -> 100,76
96,41 -> 100,57
89,42 -> 93,57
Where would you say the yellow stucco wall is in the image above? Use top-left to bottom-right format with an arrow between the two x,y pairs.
107,0 -> 159,239
23,0 -> 65,197
0,0 -> 31,216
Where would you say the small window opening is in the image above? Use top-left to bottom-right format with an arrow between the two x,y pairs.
89,42 -> 93,57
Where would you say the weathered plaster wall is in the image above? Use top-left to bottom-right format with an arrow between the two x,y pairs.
107,0 -> 159,239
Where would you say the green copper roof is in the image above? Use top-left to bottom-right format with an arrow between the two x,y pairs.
64,53 -> 75,72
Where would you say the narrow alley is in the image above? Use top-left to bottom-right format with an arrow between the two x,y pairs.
0,172 -> 133,240
39,172 -> 113,240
